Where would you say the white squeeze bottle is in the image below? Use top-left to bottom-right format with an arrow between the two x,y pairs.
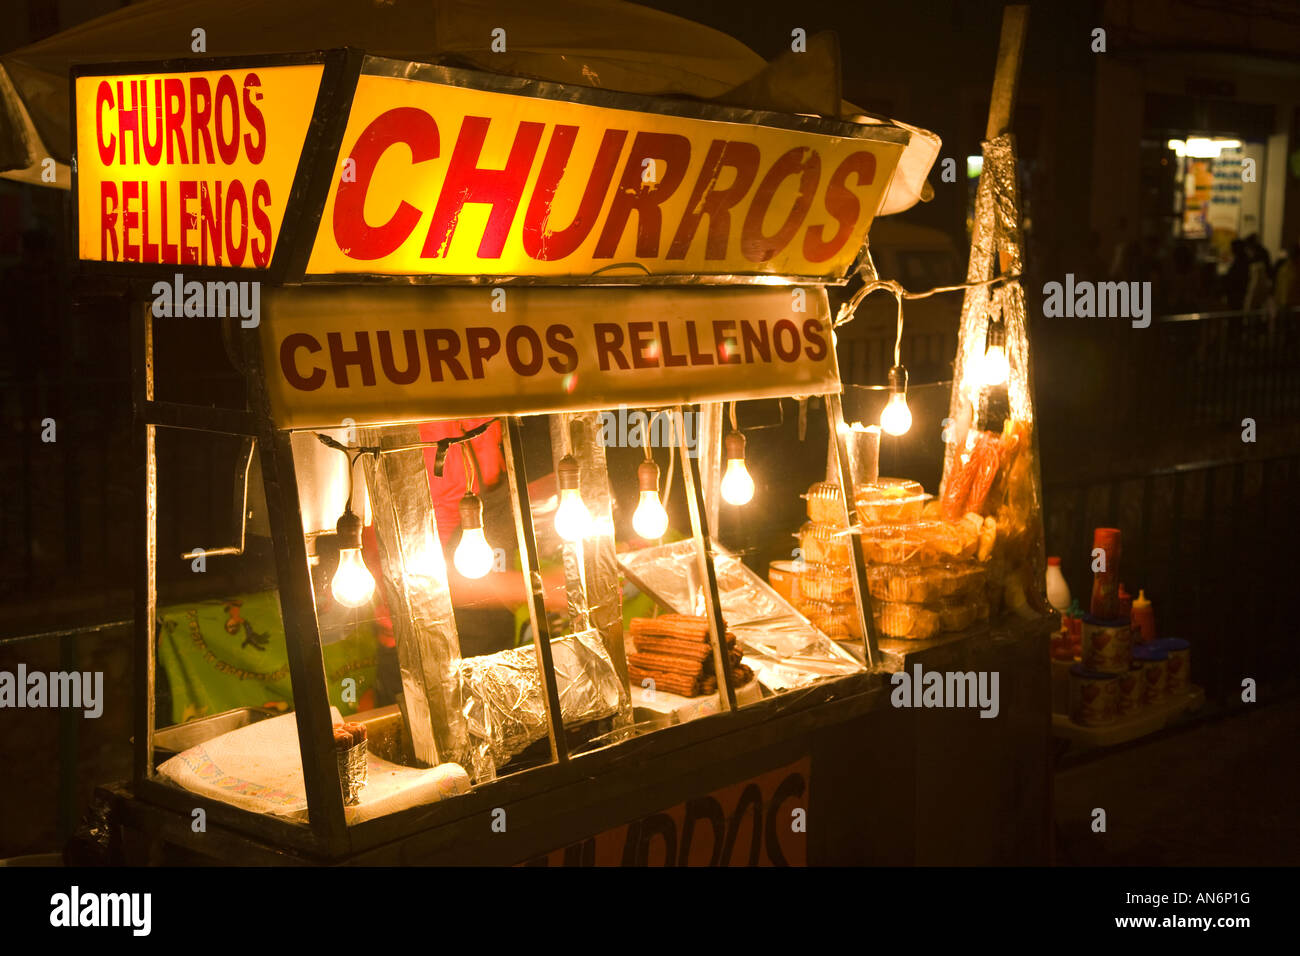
1046,556 -> 1071,614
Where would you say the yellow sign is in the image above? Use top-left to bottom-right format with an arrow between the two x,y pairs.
74,65 -> 324,268
260,286 -> 839,429
307,70 -> 903,282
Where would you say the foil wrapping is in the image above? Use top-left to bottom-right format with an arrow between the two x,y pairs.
548,413 -> 630,720
939,133 -> 1047,607
460,629 -> 625,777
360,426 -> 469,769
336,740 -> 368,806
698,402 -> 724,533
619,540 -> 862,692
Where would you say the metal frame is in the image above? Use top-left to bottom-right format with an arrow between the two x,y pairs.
131,305 -> 880,856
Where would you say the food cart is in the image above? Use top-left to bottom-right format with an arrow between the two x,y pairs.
67,37 -> 1053,865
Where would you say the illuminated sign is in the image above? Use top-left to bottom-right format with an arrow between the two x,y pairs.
307,64 -> 906,282
73,55 -> 909,284
260,286 -> 839,429
74,63 -> 324,270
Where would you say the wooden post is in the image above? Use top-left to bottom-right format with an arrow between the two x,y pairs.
985,4 -> 1029,276
985,5 -> 1030,141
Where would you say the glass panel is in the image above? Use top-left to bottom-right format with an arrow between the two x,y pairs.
693,398 -> 867,704
152,426 -> 313,824
291,416 -> 575,822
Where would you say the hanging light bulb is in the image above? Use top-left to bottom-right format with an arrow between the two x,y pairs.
453,493 -> 495,578
554,454 -> 592,542
979,319 -> 1010,387
331,510 -> 375,608
720,432 -> 755,506
632,460 -> 669,539
880,365 -> 913,436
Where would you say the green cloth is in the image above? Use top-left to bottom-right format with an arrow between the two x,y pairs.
156,591 -> 379,726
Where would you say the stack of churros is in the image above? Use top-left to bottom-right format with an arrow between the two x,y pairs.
627,614 -> 752,698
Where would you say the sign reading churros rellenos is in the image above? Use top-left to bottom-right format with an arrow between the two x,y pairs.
74,63 -> 325,269
72,54 -> 909,284
260,286 -> 840,428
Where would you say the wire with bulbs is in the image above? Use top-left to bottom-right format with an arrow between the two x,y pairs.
833,271 -> 1023,436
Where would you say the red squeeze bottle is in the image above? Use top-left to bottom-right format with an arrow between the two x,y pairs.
1090,528 -> 1122,619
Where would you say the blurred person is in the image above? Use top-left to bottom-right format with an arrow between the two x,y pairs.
1166,240 -> 1206,314
1243,234 -> 1273,311
1222,239 -> 1250,310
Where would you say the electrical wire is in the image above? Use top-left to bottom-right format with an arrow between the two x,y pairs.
833,272 -> 1023,330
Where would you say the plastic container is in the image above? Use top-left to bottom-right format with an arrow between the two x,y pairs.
1069,664 -> 1120,726
800,599 -> 856,639
1149,638 -> 1189,693
859,522 -> 941,566
1080,614 -> 1132,674
798,562 -> 853,603
803,482 -> 847,526
1133,644 -> 1168,705
1045,556 -> 1071,613
872,601 -> 941,640
1130,589 -> 1156,643
1117,663 -> 1145,716
797,521 -> 852,566
854,477 -> 929,525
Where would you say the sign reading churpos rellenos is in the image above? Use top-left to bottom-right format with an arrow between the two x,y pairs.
73,54 -> 907,283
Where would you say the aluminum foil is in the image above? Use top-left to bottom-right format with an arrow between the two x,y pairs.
548,413 -> 630,719
460,629 -> 625,778
618,540 -> 863,692
360,425 -> 469,769
939,133 -> 1047,605
698,402 -> 724,533
336,740 -> 368,806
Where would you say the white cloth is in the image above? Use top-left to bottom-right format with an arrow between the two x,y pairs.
156,708 -> 471,824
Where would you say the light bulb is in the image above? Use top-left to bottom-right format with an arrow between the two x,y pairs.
880,393 -> 912,436
632,459 -> 668,538
980,343 -> 1010,386
720,459 -> 755,505
332,548 -> 375,608
554,453 -> 592,542
633,490 -> 669,539
880,365 -> 912,436
453,527 -> 495,578
720,431 -> 754,505
555,488 -> 593,542
979,320 -> 1009,388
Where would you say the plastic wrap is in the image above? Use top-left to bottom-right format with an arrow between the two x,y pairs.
618,540 -> 862,693
853,478 -> 929,525
940,133 -> 1048,617
460,629 -> 625,779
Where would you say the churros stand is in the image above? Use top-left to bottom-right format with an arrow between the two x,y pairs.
69,42 -> 1052,865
